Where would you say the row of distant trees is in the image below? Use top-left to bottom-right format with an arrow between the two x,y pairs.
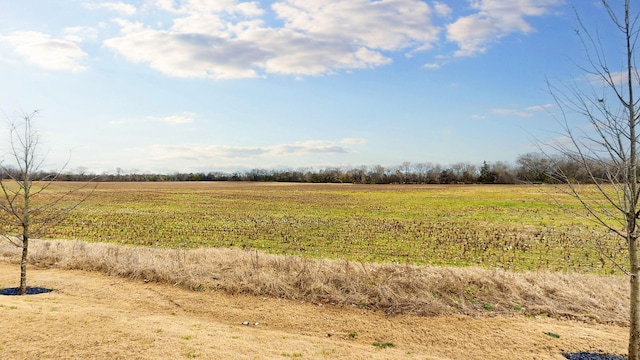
8,152 -> 605,185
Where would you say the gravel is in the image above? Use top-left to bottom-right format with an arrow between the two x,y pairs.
563,353 -> 626,360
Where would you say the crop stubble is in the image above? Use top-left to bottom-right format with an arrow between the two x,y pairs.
18,182 -> 625,274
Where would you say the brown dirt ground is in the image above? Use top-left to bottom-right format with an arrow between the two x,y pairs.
0,263 -> 628,360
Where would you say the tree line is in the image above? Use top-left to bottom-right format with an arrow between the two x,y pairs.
8,152 -> 606,184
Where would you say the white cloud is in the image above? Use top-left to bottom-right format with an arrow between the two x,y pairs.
156,0 -> 263,16
143,139 -> 360,163
525,103 -> 554,111
270,140 -> 349,155
341,138 -> 367,145
487,104 -> 553,118
64,26 -> 99,43
235,2 -> 264,17
492,108 -> 534,118
104,17 -> 267,79
0,31 -> 88,72
104,0 -> 441,78
154,0 -> 176,12
447,0 -> 562,56
586,71 -> 627,87
272,0 -> 439,52
104,19 -> 266,79
153,113 -> 196,124
433,1 -> 452,17
83,1 -> 137,16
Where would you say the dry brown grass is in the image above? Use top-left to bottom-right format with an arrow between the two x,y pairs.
0,238 -> 629,326
0,263 -> 628,359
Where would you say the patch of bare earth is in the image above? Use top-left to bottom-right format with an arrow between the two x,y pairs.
0,261 -> 628,359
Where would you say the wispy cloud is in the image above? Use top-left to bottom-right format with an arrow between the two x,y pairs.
586,71 -> 627,86
63,26 -> 99,43
340,138 -> 367,145
0,31 -> 87,72
446,0 -> 562,56
150,112 -> 196,125
433,2 -> 453,17
525,103 -> 554,112
492,108 -> 534,118
82,1 -> 137,16
141,138 -> 364,164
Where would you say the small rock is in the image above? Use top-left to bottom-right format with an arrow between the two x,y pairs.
242,321 -> 250,325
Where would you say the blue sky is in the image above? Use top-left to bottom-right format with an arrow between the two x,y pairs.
0,1 -> 616,174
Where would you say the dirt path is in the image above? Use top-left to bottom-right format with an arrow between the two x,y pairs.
0,263 -> 628,359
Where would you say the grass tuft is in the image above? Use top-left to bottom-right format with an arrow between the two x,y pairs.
372,342 -> 394,349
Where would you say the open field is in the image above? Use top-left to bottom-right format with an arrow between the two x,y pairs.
24,182 -> 625,274
0,183 -> 631,358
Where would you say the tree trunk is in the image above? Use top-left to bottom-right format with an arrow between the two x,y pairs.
630,235 -> 640,360
19,236 -> 28,295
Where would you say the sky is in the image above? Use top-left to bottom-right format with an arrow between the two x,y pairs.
0,1 -> 623,174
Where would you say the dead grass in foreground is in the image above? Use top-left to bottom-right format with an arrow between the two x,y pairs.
0,239 -> 629,325
0,263 -> 627,359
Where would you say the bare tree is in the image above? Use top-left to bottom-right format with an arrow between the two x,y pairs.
0,111 -> 91,295
547,1 -> 640,358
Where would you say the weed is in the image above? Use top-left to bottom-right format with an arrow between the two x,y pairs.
348,332 -> 357,339
372,341 -> 394,349
281,352 -> 303,357
183,348 -> 200,358
320,349 -> 337,356
544,332 -> 560,338
482,302 -> 494,311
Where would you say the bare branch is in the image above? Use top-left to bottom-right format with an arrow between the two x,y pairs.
0,110 -> 93,295
547,2 -> 640,358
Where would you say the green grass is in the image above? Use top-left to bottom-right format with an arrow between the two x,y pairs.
22,182 -> 627,274
372,341 -> 394,349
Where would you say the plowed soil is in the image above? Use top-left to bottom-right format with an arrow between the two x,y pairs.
0,263 -> 628,359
